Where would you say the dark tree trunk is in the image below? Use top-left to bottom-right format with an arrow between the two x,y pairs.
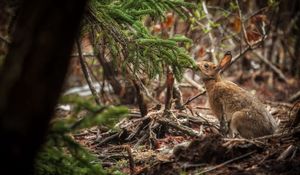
0,0 -> 87,174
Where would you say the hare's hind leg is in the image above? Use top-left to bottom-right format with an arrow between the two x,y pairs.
230,110 -> 257,139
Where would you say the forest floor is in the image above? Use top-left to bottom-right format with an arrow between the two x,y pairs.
66,73 -> 300,175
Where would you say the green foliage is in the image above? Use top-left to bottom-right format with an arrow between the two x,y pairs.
268,0 -> 279,7
34,96 -> 128,175
229,1 -> 238,11
85,0 -> 198,80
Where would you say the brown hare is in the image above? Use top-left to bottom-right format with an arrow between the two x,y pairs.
197,51 -> 277,138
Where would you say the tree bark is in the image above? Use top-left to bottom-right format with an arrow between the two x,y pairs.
0,0 -> 87,174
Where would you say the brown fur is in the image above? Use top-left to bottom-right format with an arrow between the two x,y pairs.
197,52 -> 277,138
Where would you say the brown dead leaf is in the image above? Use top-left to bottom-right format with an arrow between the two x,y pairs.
197,46 -> 206,58
164,13 -> 175,28
232,16 -> 241,33
246,24 -> 261,42
250,14 -> 268,24
229,16 -> 241,33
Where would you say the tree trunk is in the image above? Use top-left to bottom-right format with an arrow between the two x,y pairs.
0,0 -> 87,174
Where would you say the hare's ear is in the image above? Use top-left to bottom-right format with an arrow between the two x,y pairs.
218,51 -> 232,70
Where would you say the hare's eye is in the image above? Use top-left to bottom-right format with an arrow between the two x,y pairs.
204,64 -> 209,69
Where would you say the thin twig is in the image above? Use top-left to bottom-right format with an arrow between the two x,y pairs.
288,90 -> 300,103
95,132 -> 119,146
202,0 -> 218,64
0,35 -> 10,45
157,118 -> 200,137
198,150 -> 256,174
252,51 -> 288,83
132,80 -> 148,117
277,145 -> 297,161
183,90 -> 206,106
134,132 -> 148,148
125,65 -> 160,104
124,145 -> 135,175
223,35 -> 267,72
235,0 -> 251,47
76,39 -> 101,105
164,68 -> 174,112
183,75 -> 205,91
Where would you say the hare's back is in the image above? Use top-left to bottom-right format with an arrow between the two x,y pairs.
212,81 -> 259,111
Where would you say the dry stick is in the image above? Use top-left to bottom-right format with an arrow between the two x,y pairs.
285,12 -> 300,34
164,68 -> 174,112
288,101 -> 300,130
157,118 -> 200,137
264,100 -> 293,108
126,117 -> 150,141
222,34 -> 267,73
76,39 -> 101,105
277,145 -> 297,161
173,84 -> 184,109
125,65 -> 160,104
223,126 -> 300,143
183,90 -> 206,106
136,75 -> 160,104
202,0 -> 218,64
178,113 -> 219,131
236,0 -> 252,47
183,75 -> 205,91
0,35 -> 10,45
134,132 -> 148,148
124,145 -> 135,175
220,0 -> 268,73
288,90 -> 300,103
132,80 -> 148,117
252,51 -> 288,83
126,110 -> 164,141
198,150 -> 256,174
95,132 -> 119,146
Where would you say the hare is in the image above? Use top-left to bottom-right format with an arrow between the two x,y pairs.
197,51 -> 277,138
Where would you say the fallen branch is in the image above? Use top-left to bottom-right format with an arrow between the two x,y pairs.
76,39 -> 101,105
289,90 -> 300,103
95,132 -> 119,146
277,145 -> 297,161
157,118 -> 200,137
124,145 -> 135,175
198,150 -> 256,174
134,132 -> 149,148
